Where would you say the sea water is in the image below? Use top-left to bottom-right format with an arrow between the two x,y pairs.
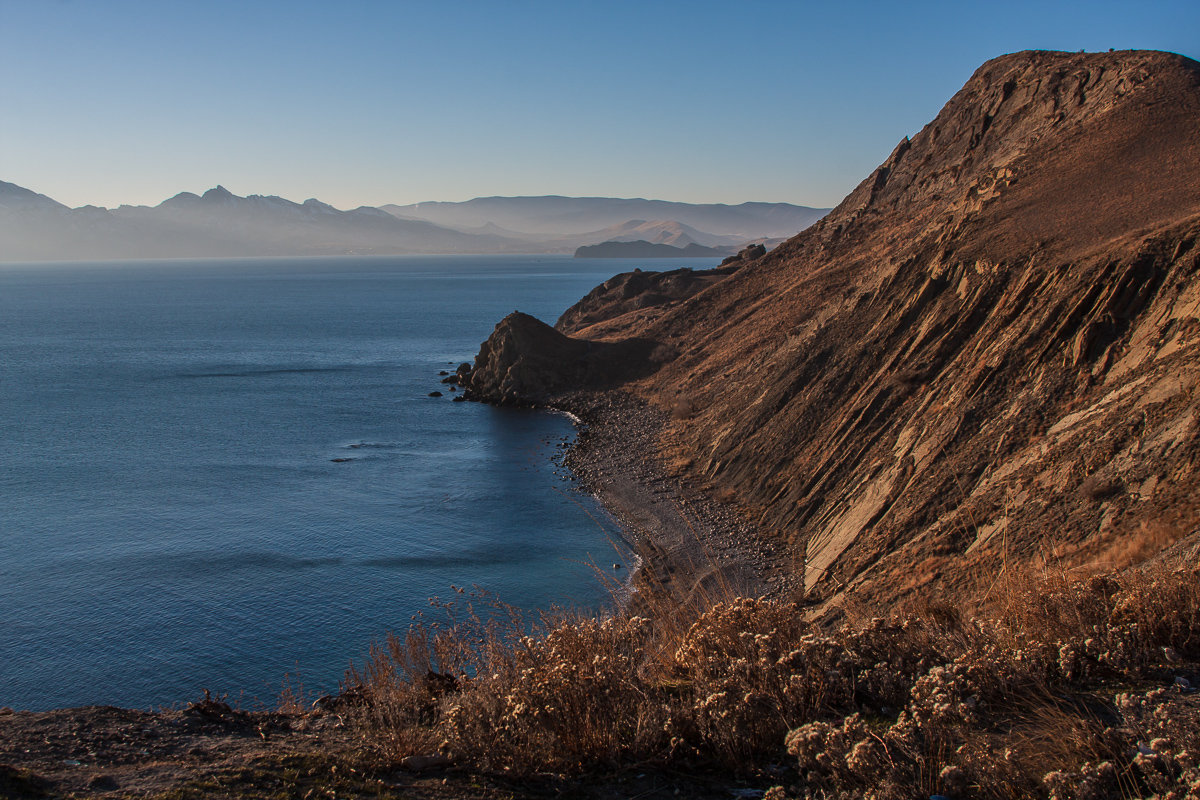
0,254 -> 718,711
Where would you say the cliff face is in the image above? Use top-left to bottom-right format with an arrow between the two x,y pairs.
473,50 -> 1200,610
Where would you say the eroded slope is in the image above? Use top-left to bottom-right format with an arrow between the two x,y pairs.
473,50 -> 1200,611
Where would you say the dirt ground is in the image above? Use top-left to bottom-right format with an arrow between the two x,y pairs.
0,700 -> 776,799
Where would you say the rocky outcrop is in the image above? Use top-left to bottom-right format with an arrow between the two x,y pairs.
554,266 -> 736,334
472,50 -> 1200,611
462,312 -> 672,405
718,242 -> 767,267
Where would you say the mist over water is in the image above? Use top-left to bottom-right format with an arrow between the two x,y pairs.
0,255 -> 719,711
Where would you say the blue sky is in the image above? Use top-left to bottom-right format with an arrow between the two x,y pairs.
1,0 -> 1196,210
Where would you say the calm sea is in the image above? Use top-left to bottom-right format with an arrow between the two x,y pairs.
0,254 -> 717,711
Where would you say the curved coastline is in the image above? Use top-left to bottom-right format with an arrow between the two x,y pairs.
554,391 -> 799,610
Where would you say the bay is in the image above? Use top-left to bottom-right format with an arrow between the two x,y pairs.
0,254 -> 718,711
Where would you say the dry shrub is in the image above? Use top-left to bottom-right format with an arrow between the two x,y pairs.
671,395 -> 697,420
444,614 -> 666,772
348,591 -> 835,773
344,589 -> 528,762
667,598 -> 848,763
781,563 -> 1200,799
276,673 -> 314,715
1035,685 -> 1200,800
983,562 -> 1200,683
341,562 -> 1200,797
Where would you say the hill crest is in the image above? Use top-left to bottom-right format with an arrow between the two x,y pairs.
465,49 -> 1200,611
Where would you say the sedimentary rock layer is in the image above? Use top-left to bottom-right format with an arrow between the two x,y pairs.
472,50 -> 1200,611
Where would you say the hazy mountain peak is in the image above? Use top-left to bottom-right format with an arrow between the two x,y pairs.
0,179 -> 69,213
158,191 -> 202,208
381,196 -> 830,238
350,205 -> 393,218
202,186 -> 236,202
302,198 -> 338,213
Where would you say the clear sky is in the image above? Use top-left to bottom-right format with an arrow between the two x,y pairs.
1,0 -> 1197,210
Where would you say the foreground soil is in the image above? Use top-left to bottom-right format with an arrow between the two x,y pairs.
0,703 -> 773,799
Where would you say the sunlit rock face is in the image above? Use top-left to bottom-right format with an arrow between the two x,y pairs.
476,50 -> 1200,611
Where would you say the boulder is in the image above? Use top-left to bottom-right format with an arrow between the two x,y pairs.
718,242 -> 767,266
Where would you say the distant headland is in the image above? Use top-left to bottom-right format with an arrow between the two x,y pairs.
573,239 -> 739,258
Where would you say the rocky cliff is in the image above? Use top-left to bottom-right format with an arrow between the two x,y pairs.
463,311 -> 672,405
468,50 -> 1200,611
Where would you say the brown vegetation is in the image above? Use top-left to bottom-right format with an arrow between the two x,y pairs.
337,555 -> 1200,799
2,556 -> 1196,798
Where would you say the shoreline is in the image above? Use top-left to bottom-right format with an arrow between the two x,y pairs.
556,391 -> 800,611
0,391 -> 800,798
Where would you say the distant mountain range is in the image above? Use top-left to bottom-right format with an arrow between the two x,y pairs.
382,196 -> 827,239
0,181 -> 828,262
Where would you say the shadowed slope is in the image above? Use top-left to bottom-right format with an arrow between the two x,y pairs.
464,312 -> 672,405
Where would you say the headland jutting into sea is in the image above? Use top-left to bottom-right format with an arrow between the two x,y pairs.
3,50 -> 1200,799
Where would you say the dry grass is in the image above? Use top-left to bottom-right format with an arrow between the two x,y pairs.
670,395 -> 697,420
337,561 -> 1200,798
1088,520 -> 1190,572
